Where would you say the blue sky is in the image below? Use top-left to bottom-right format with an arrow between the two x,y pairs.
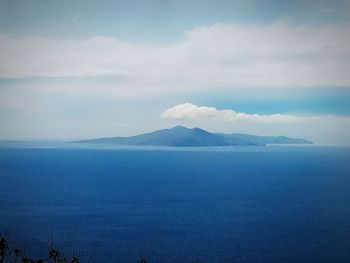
0,0 -> 350,145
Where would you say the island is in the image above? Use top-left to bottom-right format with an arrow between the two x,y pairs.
74,126 -> 312,147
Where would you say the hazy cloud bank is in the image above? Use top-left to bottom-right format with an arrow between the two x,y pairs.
1,22 -> 350,93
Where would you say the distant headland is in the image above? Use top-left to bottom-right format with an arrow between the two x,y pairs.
74,126 -> 312,147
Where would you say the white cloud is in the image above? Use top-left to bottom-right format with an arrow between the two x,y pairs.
1,21 -> 350,93
161,103 -> 303,122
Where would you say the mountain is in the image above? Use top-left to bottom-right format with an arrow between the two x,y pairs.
74,126 -> 312,146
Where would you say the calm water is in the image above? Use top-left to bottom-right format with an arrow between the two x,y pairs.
0,144 -> 349,263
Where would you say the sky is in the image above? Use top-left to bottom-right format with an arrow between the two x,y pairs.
0,0 -> 350,145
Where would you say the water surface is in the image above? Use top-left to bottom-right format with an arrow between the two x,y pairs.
0,144 -> 349,263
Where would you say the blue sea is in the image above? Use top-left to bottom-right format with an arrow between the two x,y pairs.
0,143 -> 349,263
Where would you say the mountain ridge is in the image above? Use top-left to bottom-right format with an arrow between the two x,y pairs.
74,126 -> 312,146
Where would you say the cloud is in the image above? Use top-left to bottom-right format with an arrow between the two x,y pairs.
161,103 -> 303,122
1,21 -> 350,93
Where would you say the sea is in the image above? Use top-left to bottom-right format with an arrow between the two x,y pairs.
0,143 -> 349,263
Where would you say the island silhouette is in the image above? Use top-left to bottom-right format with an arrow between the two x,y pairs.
75,126 -> 312,147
